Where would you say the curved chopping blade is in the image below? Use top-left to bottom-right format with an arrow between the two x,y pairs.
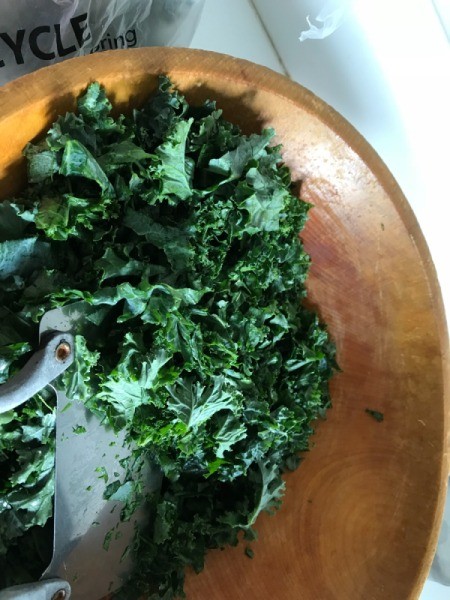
40,305 -> 161,599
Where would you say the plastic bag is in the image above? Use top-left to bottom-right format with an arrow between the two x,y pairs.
0,0 -> 205,86
299,0 -> 351,42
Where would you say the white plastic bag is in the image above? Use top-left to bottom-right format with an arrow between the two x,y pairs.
299,0 -> 351,42
0,0 -> 205,86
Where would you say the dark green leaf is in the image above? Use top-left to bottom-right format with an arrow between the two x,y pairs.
0,76 -> 336,599
0,238 -> 53,281
60,139 -> 114,196
365,409 -> 384,422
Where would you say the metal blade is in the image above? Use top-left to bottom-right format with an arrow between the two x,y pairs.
43,391 -> 152,598
39,306 -> 161,599
39,302 -> 95,336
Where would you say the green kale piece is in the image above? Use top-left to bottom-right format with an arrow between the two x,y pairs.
0,76 -> 336,598
365,409 -> 384,422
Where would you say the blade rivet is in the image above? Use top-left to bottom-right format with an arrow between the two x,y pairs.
52,590 -> 67,600
55,342 -> 71,362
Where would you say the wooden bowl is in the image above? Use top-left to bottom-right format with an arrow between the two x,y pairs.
0,48 -> 448,600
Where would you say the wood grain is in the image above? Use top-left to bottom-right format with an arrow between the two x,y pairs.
0,48 -> 448,600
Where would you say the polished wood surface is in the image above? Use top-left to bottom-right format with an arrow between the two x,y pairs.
0,48 -> 448,600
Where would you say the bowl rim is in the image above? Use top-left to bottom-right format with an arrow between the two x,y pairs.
0,46 -> 448,597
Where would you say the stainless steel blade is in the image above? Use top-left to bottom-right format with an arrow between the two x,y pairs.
39,306 -> 161,599
43,390 -> 148,598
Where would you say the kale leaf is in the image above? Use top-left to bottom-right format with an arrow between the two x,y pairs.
0,76 -> 336,598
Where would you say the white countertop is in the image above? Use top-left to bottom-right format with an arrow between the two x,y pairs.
191,1 -> 450,598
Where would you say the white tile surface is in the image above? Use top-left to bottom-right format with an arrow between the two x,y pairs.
421,579 -> 450,600
190,1 -> 450,598
190,0 -> 284,73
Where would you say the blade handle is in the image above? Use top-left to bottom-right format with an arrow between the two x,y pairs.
0,332 -> 74,414
0,579 -> 71,600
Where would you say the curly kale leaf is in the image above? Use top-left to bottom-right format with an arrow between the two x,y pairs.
0,76 -> 336,598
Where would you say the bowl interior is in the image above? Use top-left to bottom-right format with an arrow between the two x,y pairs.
0,48 -> 447,600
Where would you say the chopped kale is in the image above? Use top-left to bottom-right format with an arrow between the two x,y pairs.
0,77 -> 336,598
